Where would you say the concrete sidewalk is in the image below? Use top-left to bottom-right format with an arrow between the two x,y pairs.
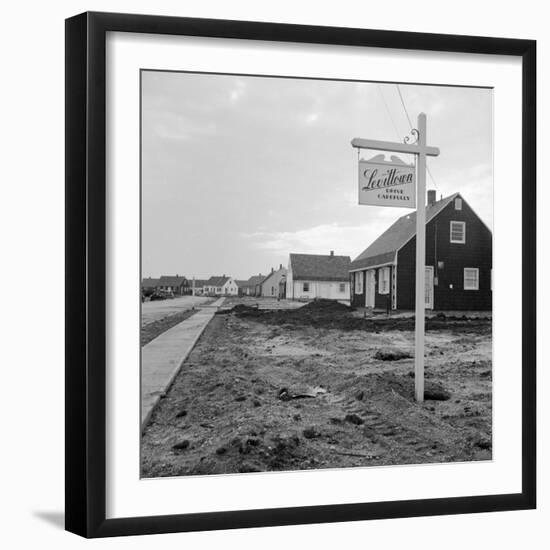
141,297 -> 225,428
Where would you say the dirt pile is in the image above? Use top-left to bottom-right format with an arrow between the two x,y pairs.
223,299 -> 491,333
347,371 -> 451,403
225,299 -> 361,330
374,350 -> 412,361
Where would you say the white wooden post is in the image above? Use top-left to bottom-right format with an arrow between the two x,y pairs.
351,113 -> 439,403
414,113 -> 427,403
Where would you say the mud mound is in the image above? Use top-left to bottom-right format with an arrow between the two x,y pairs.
230,298 -> 362,330
300,299 -> 353,314
229,299 -> 491,333
217,304 -> 259,315
363,372 -> 451,402
374,350 -> 412,361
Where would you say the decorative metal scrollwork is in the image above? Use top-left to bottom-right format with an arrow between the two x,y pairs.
404,128 -> 419,145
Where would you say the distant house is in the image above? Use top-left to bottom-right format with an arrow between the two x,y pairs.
235,280 -> 249,296
239,274 -> 265,297
287,251 -> 351,300
260,264 -> 288,298
141,277 -> 160,292
157,275 -> 188,295
349,191 -> 492,311
189,279 -> 208,295
204,275 -> 239,296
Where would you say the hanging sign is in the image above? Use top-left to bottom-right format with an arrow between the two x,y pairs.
358,154 -> 416,208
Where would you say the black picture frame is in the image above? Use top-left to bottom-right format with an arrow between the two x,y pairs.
65,11 -> 536,538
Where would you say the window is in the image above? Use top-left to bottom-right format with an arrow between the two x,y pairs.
464,268 -> 479,290
339,283 -> 346,293
379,267 -> 391,295
303,282 -> 310,292
450,221 -> 466,243
354,272 -> 363,294
454,197 -> 462,210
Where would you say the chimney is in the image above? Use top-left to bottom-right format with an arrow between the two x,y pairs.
330,250 -> 334,257
427,189 -> 436,206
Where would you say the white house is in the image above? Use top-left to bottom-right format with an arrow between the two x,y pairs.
204,275 -> 239,296
287,251 -> 351,300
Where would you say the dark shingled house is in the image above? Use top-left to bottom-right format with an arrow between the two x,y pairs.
349,191 -> 492,311
157,275 -> 188,296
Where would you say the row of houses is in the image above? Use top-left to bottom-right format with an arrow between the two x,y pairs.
143,192 -> 492,310
141,275 -> 188,295
142,270 -> 292,298
283,191 -> 492,311
142,275 -> 241,297
236,265 -> 289,298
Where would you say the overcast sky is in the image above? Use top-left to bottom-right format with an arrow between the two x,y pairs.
142,71 -> 492,280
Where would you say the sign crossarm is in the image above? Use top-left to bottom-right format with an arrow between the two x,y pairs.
351,137 -> 440,157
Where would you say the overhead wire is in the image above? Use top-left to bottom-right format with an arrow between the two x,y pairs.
395,84 -> 440,192
377,84 -> 402,142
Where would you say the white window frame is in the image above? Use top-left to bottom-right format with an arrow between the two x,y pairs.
354,272 -> 363,294
454,197 -> 462,210
450,221 -> 466,244
464,268 -> 479,290
339,282 -> 346,293
303,282 -> 310,292
379,267 -> 391,295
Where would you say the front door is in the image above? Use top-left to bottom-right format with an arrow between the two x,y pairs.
365,270 -> 376,308
425,266 -> 434,309
319,283 -> 331,299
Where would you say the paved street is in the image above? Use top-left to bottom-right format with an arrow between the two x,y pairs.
141,295 -> 212,326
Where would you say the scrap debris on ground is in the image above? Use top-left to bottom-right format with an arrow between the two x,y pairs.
141,299 -> 492,478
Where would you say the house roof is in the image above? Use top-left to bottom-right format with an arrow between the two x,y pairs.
205,275 -> 230,287
350,193 -> 459,271
191,279 -> 208,287
141,277 -> 160,288
245,274 -> 266,286
261,267 -> 288,285
289,253 -> 351,282
158,275 -> 187,287
235,280 -> 249,287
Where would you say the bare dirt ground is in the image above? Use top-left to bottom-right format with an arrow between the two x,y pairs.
141,299 -> 492,478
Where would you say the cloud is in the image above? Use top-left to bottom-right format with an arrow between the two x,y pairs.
241,219 -> 400,259
147,111 -> 220,142
305,112 -> 319,124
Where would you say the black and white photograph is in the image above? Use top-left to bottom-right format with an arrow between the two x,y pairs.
139,71 -> 493,478
0,0 -> 543,545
